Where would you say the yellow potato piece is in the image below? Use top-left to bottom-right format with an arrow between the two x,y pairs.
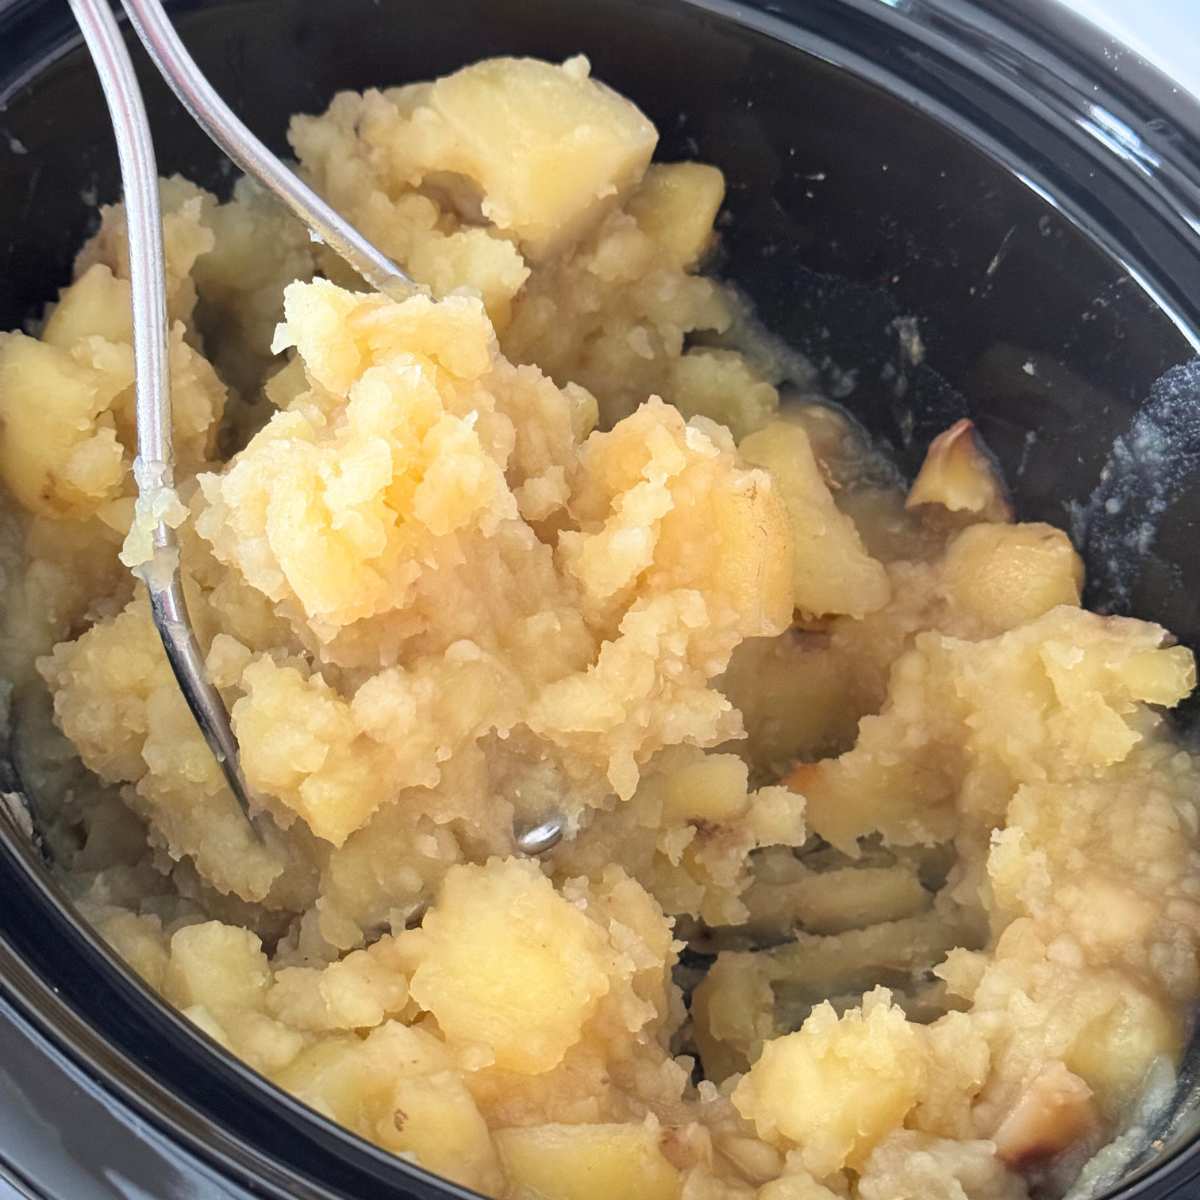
42,262 -> 133,348
403,860 -> 613,1074
905,418 -> 1011,522
665,347 -> 780,441
164,922 -> 270,1012
495,1122 -> 682,1200
627,163 -> 725,270
427,56 -> 657,261
993,1062 -> 1097,1169
939,521 -> 1083,635
383,1070 -> 504,1195
793,606 -> 1195,854
741,421 -> 890,618
1066,978 -> 1181,1108
660,753 -> 752,824
733,988 -> 925,1176
0,332 -> 128,518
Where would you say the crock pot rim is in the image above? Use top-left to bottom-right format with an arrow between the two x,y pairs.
2,1 -> 1200,1198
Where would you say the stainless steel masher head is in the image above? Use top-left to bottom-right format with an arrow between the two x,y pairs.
68,0 -> 563,855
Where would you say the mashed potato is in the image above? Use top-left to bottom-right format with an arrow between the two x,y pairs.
1,53 -> 1198,1200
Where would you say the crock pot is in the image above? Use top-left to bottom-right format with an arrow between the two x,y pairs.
2,1 -> 1200,1197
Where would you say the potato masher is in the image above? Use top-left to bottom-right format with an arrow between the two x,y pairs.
69,0 -> 564,855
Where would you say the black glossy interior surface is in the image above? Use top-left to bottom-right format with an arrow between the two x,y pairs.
2,0 -> 1200,1198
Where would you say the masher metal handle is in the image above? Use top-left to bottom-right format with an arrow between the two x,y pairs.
69,0 -> 256,828
120,0 -> 413,297
71,0 -> 565,857
123,0 -> 563,855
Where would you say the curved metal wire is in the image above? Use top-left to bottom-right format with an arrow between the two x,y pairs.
69,0 -> 257,831
73,0 -> 565,856
120,0 -> 413,298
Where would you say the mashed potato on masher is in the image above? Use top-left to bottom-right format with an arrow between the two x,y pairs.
1,54 -> 1198,1200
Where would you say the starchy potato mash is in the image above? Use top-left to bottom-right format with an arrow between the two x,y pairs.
2,53 -> 1198,1200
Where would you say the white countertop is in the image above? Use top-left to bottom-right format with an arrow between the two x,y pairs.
1066,0 -> 1200,100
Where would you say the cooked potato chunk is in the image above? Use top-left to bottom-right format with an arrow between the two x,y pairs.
939,522 -> 1083,634
0,333 -> 129,519
384,1070 -> 504,1194
906,418 -> 1011,522
741,421 -> 890,618
733,988 -> 925,1175
495,1122 -> 682,1200
627,163 -> 724,269
792,607 -> 1194,853
42,262 -> 133,347
422,56 -> 657,261
665,347 -> 779,441
402,860 -> 613,1074
164,922 -> 271,1012
278,1021 -> 503,1194
993,1062 -> 1098,1169
857,1132 -> 1027,1200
